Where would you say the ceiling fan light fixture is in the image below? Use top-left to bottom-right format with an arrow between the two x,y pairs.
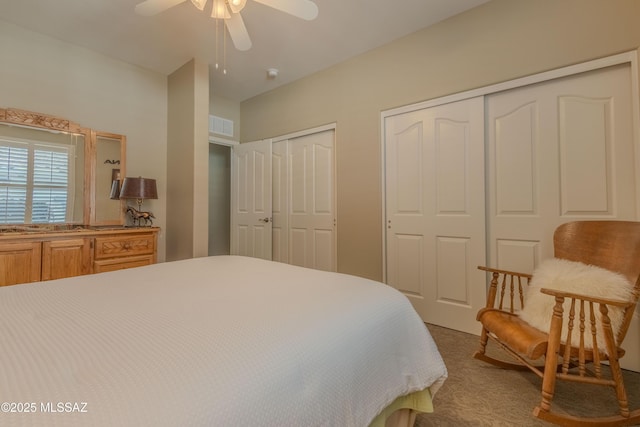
190,0 -> 207,11
211,0 -> 230,18
228,0 -> 247,13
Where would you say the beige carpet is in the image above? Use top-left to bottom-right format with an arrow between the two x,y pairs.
416,324 -> 640,427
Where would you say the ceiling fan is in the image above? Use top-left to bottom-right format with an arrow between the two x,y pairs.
135,0 -> 319,51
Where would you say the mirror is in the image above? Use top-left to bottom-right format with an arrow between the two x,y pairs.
0,109 -> 88,225
0,107 -> 125,226
91,131 -> 126,225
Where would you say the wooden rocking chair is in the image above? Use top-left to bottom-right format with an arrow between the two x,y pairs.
473,221 -> 640,426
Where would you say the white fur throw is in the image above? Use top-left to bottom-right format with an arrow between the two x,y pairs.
519,258 -> 634,351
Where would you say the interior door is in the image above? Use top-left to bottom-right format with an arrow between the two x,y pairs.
385,97 -> 486,334
230,139 -> 272,260
486,63 -> 638,370
487,63 -> 636,269
287,130 -> 336,271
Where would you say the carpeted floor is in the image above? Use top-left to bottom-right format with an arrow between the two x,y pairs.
415,324 -> 640,427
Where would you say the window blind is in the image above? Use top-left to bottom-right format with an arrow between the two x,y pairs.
0,140 -> 73,224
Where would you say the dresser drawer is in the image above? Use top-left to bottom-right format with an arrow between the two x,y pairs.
94,233 -> 155,259
93,255 -> 155,273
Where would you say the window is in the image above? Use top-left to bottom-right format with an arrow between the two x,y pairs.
0,138 -> 75,224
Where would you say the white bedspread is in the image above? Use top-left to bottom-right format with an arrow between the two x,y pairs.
0,256 -> 447,426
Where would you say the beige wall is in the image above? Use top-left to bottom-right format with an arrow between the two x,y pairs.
240,0 -> 640,281
166,59 -> 210,261
210,94 -> 241,141
0,19 -> 169,261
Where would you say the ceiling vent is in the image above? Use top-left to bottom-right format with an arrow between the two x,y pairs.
209,115 -> 234,137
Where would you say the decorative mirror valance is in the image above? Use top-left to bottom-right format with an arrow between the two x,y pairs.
0,108 -> 83,133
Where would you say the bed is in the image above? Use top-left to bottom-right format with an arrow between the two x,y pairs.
0,255 -> 447,426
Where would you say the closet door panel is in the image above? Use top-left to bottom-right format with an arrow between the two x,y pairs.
385,97 -> 486,335
436,120 -> 468,213
272,140 -> 288,263
560,96 -> 611,214
230,139 -> 273,260
494,102 -> 537,215
487,64 -> 635,273
486,63 -> 638,370
287,130 -> 336,272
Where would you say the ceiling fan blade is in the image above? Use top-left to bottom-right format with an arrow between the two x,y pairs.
190,0 -> 208,11
135,0 -> 187,16
253,0 -> 318,21
225,12 -> 252,51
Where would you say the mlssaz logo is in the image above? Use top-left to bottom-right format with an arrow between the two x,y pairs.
40,402 -> 88,413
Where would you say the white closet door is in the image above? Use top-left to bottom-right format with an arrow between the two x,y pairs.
232,129 -> 336,271
385,97 -> 486,334
487,63 -> 638,370
230,139 -> 272,260
271,140 -> 289,263
288,130 -> 336,271
487,64 -> 635,271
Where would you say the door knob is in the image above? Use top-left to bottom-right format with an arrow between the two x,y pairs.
258,217 -> 272,223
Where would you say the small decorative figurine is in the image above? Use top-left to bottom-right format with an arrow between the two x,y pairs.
126,206 -> 155,227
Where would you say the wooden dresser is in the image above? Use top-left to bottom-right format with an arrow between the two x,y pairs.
0,227 -> 159,286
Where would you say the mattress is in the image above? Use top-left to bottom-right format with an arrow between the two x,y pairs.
0,255 -> 447,426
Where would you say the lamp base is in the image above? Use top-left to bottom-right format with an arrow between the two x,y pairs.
125,203 -> 156,227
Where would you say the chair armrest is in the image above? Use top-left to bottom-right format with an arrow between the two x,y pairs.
539,288 -> 633,309
478,265 -> 533,279
539,287 -> 633,361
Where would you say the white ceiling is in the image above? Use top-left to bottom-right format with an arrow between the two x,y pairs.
0,0 -> 489,102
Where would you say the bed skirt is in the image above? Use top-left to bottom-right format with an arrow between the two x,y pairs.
370,388 -> 434,427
